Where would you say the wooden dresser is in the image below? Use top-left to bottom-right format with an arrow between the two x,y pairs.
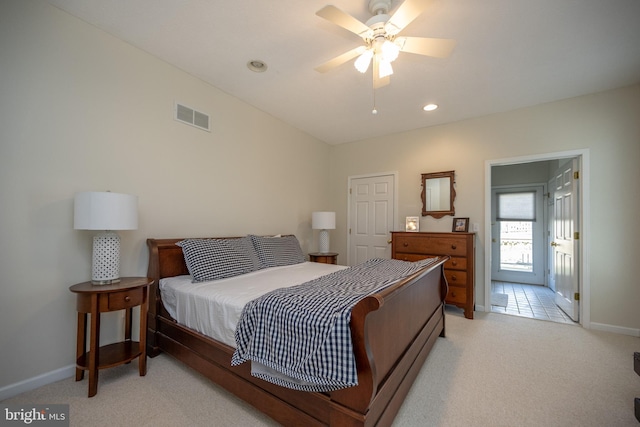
391,231 -> 475,319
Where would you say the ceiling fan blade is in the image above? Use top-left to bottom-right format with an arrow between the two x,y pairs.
397,36 -> 456,58
316,5 -> 371,37
315,46 -> 366,73
372,59 -> 390,88
386,0 -> 433,34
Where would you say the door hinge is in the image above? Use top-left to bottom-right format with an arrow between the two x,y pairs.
349,228 -> 351,235
574,171 -> 579,179
574,231 -> 579,240
349,188 -> 352,194
574,292 -> 580,301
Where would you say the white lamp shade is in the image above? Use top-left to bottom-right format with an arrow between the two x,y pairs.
312,211 -> 336,230
74,191 -> 138,230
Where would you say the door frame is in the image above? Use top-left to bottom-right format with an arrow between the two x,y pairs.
483,149 -> 590,327
346,171 -> 399,266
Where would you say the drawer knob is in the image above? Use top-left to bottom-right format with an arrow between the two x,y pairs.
124,296 -> 131,302
403,242 -> 408,247
451,244 -> 457,250
451,291 -> 456,297
452,261 -> 458,266
451,275 -> 457,281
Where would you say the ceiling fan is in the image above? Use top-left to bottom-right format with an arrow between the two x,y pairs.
315,0 -> 455,88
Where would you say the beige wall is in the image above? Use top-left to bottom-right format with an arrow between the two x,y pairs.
330,83 -> 640,333
0,1 -> 330,390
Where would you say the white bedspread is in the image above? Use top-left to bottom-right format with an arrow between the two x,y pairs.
159,262 -> 347,347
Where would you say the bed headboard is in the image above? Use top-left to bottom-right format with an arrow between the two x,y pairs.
146,238 -> 191,282
146,235 -> 294,282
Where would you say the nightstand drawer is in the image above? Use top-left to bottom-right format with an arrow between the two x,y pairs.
108,288 -> 143,310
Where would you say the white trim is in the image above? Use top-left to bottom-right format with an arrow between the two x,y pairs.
0,364 -> 75,401
346,172 -> 399,266
484,149 -> 590,328
590,322 -> 640,337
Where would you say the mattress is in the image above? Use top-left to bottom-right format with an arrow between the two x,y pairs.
159,261 -> 347,347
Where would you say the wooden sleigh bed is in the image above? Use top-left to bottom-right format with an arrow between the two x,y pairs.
146,237 -> 449,427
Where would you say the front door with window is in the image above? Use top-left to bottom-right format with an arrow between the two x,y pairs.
491,185 -> 545,285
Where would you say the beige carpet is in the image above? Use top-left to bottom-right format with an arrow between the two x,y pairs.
3,309 -> 639,426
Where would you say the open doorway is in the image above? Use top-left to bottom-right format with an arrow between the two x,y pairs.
484,150 -> 590,327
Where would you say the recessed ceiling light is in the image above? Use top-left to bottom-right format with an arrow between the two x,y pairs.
247,60 -> 268,73
423,103 -> 438,112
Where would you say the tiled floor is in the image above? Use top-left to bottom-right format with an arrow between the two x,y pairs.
490,281 -> 578,325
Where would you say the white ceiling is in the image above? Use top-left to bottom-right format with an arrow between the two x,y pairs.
47,0 -> 640,145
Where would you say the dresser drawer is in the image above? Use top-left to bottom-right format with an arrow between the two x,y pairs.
393,252 -> 432,262
447,257 -> 467,271
108,288 -> 143,311
394,235 -> 468,256
446,286 -> 467,304
444,269 -> 467,286
395,253 -> 467,271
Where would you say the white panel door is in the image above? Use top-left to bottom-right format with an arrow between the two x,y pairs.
552,160 -> 579,321
348,174 -> 395,266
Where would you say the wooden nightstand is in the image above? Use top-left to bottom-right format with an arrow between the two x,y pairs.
309,252 -> 338,264
70,277 -> 153,397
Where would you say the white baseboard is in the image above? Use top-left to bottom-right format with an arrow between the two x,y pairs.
589,322 -> 640,337
475,306 -> 639,337
0,364 -> 75,401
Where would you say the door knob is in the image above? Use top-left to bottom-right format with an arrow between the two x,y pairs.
550,241 -> 559,247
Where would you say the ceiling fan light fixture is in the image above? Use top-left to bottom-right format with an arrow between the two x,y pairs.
381,39 -> 400,62
354,49 -> 374,73
378,59 -> 393,78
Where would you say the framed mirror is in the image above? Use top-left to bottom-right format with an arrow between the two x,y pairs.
421,170 -> 456,218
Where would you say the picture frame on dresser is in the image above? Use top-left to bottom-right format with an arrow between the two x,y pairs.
405,216 -> 419,232
453,217 -> 469,232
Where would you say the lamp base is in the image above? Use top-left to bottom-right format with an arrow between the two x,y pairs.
91,231 -> 121,285
91,278 -> 121,285
318,229 -> 330,253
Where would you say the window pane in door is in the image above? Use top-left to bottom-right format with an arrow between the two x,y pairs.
497,191 -> 536,221
499,221 -> 533,272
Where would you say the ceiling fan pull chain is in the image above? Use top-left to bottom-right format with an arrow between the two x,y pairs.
372,72 -> 378,115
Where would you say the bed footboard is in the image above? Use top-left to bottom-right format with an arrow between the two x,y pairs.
330,257 -> 448,425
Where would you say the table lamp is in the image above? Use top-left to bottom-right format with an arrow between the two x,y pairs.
312,211 -> 335,253
74,191 -> 138,284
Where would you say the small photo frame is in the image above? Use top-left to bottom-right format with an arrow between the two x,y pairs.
452,217 -> 469,232
405,216 -> 419,232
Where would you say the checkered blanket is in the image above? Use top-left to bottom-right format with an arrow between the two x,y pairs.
231,257 -> 438,392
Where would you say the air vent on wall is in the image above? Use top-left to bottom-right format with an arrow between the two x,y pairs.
174,102 -> 210,132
